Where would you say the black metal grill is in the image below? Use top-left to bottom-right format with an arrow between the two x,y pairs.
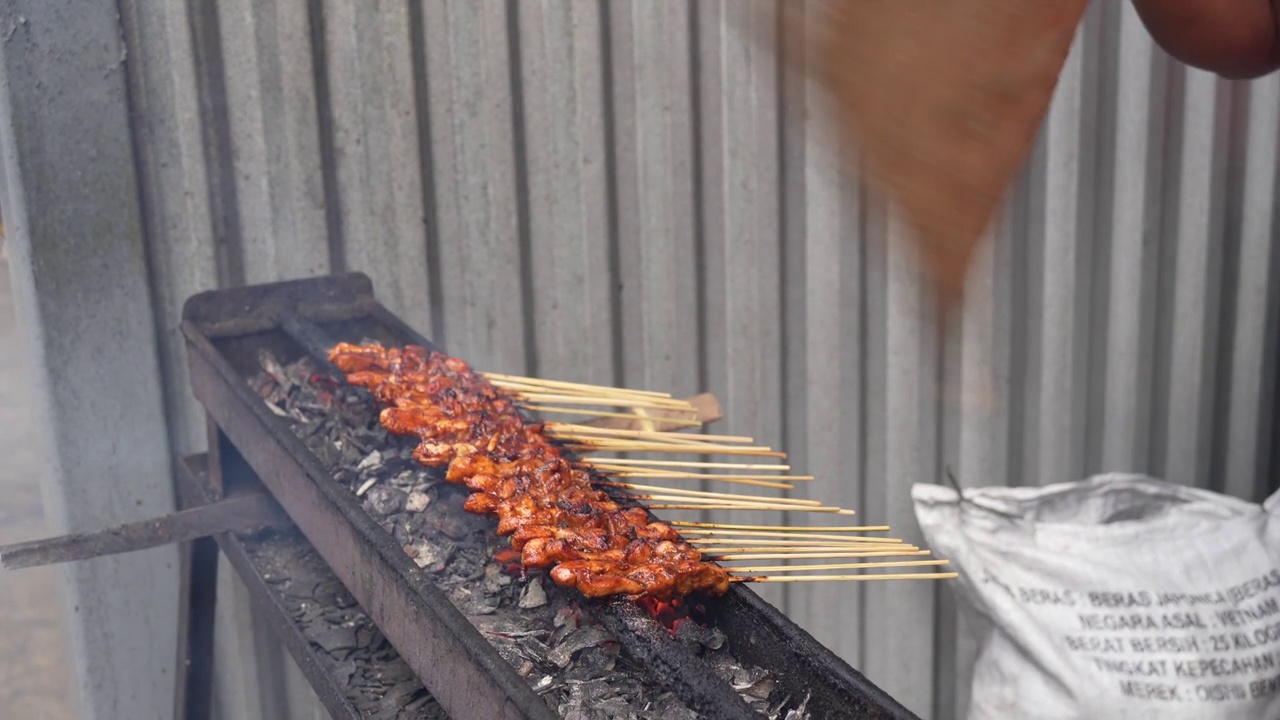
181,272 -> 918,720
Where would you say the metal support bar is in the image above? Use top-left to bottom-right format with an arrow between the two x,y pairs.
0,493 -> 285,570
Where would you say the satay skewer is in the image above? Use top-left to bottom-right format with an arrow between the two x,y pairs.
596,472 -> 797,490
600,482 -> 819,506
670,521 -> 886,532
699,544 -> 919,554
737,573 -> 960,584
568,440 -> 785,458
647,504 -> 856,514
710,550 -> 930,561
329,341 -> 955,599
523,405 -> 703,428
580,458 -> 793,471
546,423 -> 755,444
597,468 -> 812,483
729,559 -> 950,573
624,495 -> 845,511
565,435 -> 776,452
481,372 -> 676,399
686,537 -> 909,547
593,466 -> 815,482
679,529 -> 903,543
513,392 -> 695,412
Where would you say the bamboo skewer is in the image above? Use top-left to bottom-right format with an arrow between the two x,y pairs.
687,537 -> 908,547
699,545 -> 920,555
699,544 -> 918,554
595,469 -> 810,482
602,482 -> 821,506
336,359 -> 959,590
679,529 -> 904,543
569,440 -> 785,458
623,495 -> 844,511
647,504 -> 856,514
710,550 -> 929,560
482,372 -> 676,399
514,392 -> 695,412
600,474 -> 796,490
738,572 -> 959,584
671,521 -> 886,532
566,435 -> 777,452
581,458 -> 793,471
492,378 -> 682,401
547,423 -> 755,444
590,464 -> 814,482
522,405 -> 703,428
729,560 -> 950,573
497,377 -> 957,585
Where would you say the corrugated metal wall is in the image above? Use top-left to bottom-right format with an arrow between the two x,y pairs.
114,1 -> 1280,718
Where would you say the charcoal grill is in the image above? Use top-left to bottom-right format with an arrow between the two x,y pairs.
179,272 -> 918,720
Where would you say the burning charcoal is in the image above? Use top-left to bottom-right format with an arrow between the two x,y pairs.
781,693 -> 811,720
674,619 -> 726,651
253,364 -> 725,718
365,485 -> 407,515
553,607 -> 579,630
549,626 -> 612,668
482,563 -> 512,594
284,356 -> 317,386
518,577 -> 548,609
562,678 -> 628,720
651,694 -> 701,720
593,694 -> 635,717
532,675 -> 555,693
373,682 -> 423,715
311,625 -> 360,657
405,539 -> 453,572
247,372 -> 274,397
404,490 -> 431,512
398,512 -> 435,540
333,659 -> 357,687
516,635 -> 552,665
294,394 -> 335,415
487,635 -> 527,668
397,691 -> 444,720
563,645 -> 617,681
357,449 -> 383,471
738,675 -> 779,701
731,665 -> 769,689
450,585 -> 500,615
258,350 -> 290,387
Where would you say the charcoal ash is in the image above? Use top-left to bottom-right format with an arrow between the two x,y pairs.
252,351 -> 811,720
244,526 -> 447,719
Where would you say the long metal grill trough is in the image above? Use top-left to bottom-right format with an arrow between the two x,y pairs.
181,273 -> 918,720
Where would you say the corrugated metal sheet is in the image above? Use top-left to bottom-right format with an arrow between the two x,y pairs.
109,1 -> 1280,717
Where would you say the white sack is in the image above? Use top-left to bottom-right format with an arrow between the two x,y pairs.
913,473 -> 1280,720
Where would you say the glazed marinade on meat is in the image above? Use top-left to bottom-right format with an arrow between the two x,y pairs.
327,342 -> 732,601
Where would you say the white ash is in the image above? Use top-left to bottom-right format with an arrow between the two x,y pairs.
250,351 -> 811,720
245,526 -> 446,719
405,491 -> 431,512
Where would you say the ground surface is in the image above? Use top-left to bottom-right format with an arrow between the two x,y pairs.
0,256 -> 74,718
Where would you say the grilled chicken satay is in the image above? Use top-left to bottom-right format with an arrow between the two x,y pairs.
328,341 -> 732,600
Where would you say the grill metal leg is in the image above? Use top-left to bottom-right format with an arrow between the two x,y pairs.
178,536 -> 219,720
174,448 -> 223,720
